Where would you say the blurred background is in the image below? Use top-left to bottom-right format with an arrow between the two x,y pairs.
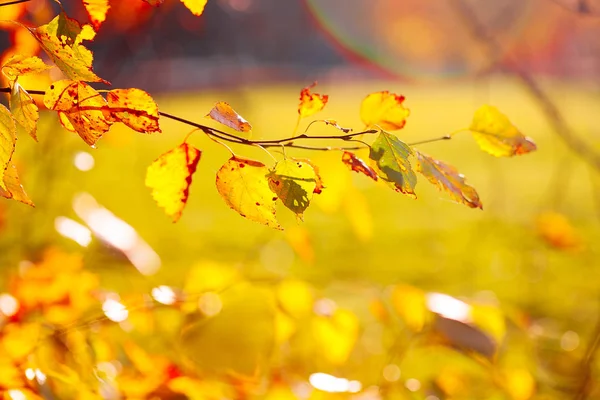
1,0 -> 600,399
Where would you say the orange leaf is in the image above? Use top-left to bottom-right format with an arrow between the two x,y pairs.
143,0 -> 165,5
83,0 -> 111,30
470,105 -> 537,157
10,83 -> 39,141
1,54 -> 52,83
536,211 -> 584,252
360,91 -> 410,130
341,151 -> 378,181
0,163 -> 34,206
0,104 -> 16,191
29,13 -> 108,83
415,150 -> 482,209
206,101 -> 252,132
216,156 -> 281,229
145,143 -> 201,222
43,80 -> 113,146
298,82 -> 328,119
180,0 -> 208,16
323,119 -> 352,133
106,88 -> 161,134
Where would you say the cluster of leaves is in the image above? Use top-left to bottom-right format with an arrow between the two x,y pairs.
0,0 -> 536,229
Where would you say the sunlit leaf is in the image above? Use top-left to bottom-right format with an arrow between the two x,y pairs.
536,211 -> 584,252
0,163 -> 34,206
1,54 -> 52,83
0,357 -> 24,388
180,0 -> 208,16
504,368 -> 535,400
360,91 -> 410,130
369,131 -> 417,197
391,284 -> 429,332
415,150 -> 482,209
106,88 -> 161,134
298,82 -> 328,119
0,104 -> 16,191
10,83 -> 39,141
470,105 -> 537,157
180,283 -> 275,376
29,13 -> 108,83
145,143 -> 201,222
206,101 -> 251,132
216,156 -> 281,229
1,323 -> 40,361
470,304 -> 506,345
83,0 -> 110,30
291,157 -> 324,194
312,308 -> 359,365
342,151 -> 378,181
44,80 -> 113,146
268,159 -> 318,219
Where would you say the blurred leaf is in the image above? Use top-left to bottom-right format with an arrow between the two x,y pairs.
415,150 -> 482,209
106,88 -> 161,134
469,105 -> 536,157
185,261 -> 240,295
216,156 -> 281,229
180,283 -> 275,377
312,308 -> 359,365
206,101 -> 252,132
504,368 -> 535,400
536,211 -> 584,252
0,163 -> 34,206
10,83 -> 39,141
285,226 -> 315,264
275,310 -> 296,344
143,0 -> 165,5
433,316 -> 496,359
43,79 -> 113,146
1,323 -> 40,361
470,304 -> 506,345
276,279 -> 314,318
369,131 -> 417,198
145,143 -> 201,222
28,13 -> 108,83
82,0 -> 110,30
268,159 -> 318,219
0,357 -> 24,388
0,104 -> 16,191
341,151 -> 378,181
168,376 -> 235,400
391,284 -> 429,332
298,82 -> 328,119
180,0 -> 209,16
360,91 -> 409,130
1,54 -> 52,82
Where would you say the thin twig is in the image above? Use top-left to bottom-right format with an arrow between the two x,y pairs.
0,0 -> 31,7
409,135 -> 452,146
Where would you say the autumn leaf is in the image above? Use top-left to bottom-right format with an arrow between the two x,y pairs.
536,211 -> 584,252
360,91 -> 410,130
107,88 -> 161,134
180,0 -> 208,16
312,309 -> 359,365
0,104 -> 16,191
470,105 -> 537,157
143,0 -> 165,5
44,80 -> 113,146
0,163 -> 33,206
323,119 -> 352,133
206,101 -> 251,132
369,131 -> 417,197
290,157 -> 324,194
342,151 -> 378,181
83,0 -> 110,30
298,82 -> 328,119
415,150 -> 482,209
10,83 -> 39,141
145,143 -> 201,222
28,13 -> 108,83
216,156 -> 281,229
1,54 -> 52,83
268,159 -> 318,219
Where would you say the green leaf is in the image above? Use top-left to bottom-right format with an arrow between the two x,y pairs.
180,283 -> 275,376
369,131 -> 417,198
268,159 -> 318,219
0,104 -> 17,191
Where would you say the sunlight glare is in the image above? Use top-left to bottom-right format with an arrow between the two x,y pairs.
151,285 -> 177,305
73,151 -> 95,171
8,390 -> 27,400
426,292 -> 471,322
0,293 -> 19,317
55,216 -> 93,247
102,298 -> 128,322
198,292 -> 223,316
309,372 -> 362,393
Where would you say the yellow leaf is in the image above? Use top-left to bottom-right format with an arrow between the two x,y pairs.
0,357 -> 24,388
1,323 -> 40,362
504,368 -> 535,400
276,279 -> 313,318
0,104 -> 16,191
298,82 -> 328,119
0,163 -> 34,206
10,83 -> 39,141
369,131 -> 417,197
360,91 -> 410,130
106,88 -> 161,134
83,0 -> 110,30
274,310 -> 296,344
470,105 -> 537,157
180,0 -> 208,16
216,156 -> 281,229
1,55 -> 52,83
391,284 -> 429,332
29,13 -> 108,83
312,309 -> 359,365
268,159 -> 318,219
470,304 -> 506,345
145,143 -> 201,222
43,80 -> 113,146
206,101 -> 252,132
415,150 -> 482,209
